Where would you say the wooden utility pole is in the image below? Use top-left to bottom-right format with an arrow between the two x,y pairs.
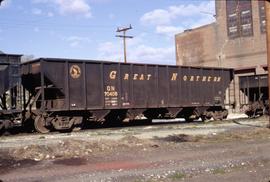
116,25 -> 133,63
266,0 -> 270,128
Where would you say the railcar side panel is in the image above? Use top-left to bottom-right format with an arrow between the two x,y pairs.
204,68 -> 213,106
42,61 -> 66,109
103,63 -> 119,109
158,66 -> 169,107
145,65 -> 158,108
120,64 -> 132,108
213,69 -> 223,105
43,61 -> 66,93
180,67 -> 189,106
190,67 -> 202,106
86,63 -> 103,109
68,62 -> 85,110
132,64 -> 147,108
168,66 -> 179,107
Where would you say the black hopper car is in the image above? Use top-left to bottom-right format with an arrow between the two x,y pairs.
1,55 -> 234,134
0,53 -> 22,132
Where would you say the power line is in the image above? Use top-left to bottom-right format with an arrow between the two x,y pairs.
0,20 -> 116,28
116,24 -> 133,63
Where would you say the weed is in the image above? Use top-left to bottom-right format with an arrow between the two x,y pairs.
212,168 -> 226,175
169,172 -> 186,180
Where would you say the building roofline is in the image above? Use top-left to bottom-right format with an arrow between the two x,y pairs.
175,22 -> 217,37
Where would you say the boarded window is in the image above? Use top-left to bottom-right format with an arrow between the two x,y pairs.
226,0 -> 239,38
226,0 -> 253,38
259,0 -> 266,33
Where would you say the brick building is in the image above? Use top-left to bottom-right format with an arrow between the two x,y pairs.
175,0 -> 268,111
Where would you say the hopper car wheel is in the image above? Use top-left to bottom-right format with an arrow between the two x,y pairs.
34,115 -> 50,134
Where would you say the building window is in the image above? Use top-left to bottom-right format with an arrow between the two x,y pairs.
227,0 -> 239,38
259,0 -> 266,33
226,0 -> 253,38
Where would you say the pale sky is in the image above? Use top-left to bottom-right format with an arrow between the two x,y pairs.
0,0 -> 215,64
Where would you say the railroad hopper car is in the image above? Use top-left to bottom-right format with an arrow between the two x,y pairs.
0,53 -> 22,132
21,58 -> 234,133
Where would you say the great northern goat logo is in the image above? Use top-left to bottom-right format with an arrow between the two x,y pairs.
70,65 -> 81,79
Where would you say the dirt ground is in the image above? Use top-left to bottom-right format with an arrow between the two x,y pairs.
0,115 -> 270,182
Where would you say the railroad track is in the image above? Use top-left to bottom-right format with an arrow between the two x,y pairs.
0,116 -> 259,139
